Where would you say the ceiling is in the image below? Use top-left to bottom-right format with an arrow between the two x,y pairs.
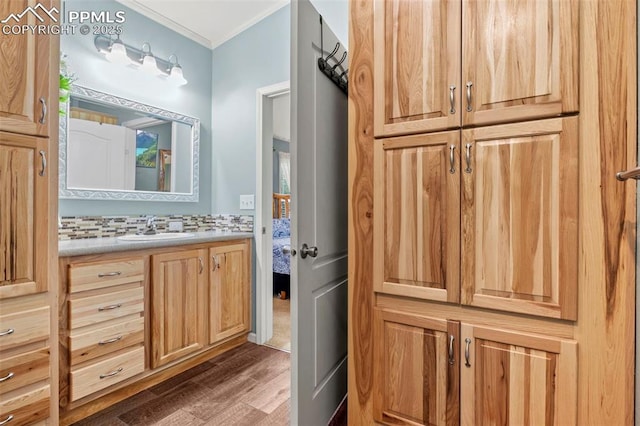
116,0 -> 289,49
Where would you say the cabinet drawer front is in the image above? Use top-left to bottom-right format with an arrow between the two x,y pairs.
0,348 -> 49,395
0,384 -> 50,426
69,317 -> 144,366
70,346 -> 144,402
0,306 -> 49,351
69,259 -> 144,293
69,287 -> 143,329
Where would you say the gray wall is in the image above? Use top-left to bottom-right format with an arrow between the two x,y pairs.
59,0 -> 213,216
273,138 -> 290,193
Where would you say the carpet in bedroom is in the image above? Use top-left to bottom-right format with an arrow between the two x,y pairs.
265,296 -> 290,352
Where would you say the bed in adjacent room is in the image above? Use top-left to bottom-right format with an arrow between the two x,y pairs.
272,217 -> 291,299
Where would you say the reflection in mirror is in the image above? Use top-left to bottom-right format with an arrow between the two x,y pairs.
60,85 -> 200,202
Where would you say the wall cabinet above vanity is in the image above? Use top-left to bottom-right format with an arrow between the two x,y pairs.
58,236 -> 251,425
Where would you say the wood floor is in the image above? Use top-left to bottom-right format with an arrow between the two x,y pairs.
72,343 -> 291,425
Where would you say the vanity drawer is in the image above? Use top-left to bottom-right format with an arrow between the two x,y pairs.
69,259 -> 144,293
69,316 -> 144,366
69,287 -> 144,329
0,384 -> 50,426
0,348 -> 49,395
0,306 -> 49,351
70,346 -> 144,401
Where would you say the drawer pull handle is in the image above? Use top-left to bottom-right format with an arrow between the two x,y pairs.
0,415 -> 13,425
98,336 -> 123,345
0,329 -> 14,337
464,338 -> 472,367
99,367 -> 123,379
98,304 -> 122,312
98,271 -> 122,278
448,335 -> 455,365
0,372 -> 14,382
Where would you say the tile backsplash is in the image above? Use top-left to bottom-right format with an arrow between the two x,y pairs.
59,214 -> 253,240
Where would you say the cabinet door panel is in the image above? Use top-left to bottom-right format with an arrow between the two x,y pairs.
151,249 -> 206,368
462,0 -> 578,126
374,309 -> 459,426
209,242 -> 250,344
461,324 -> 577,426
462,118 -> 578,319
0,134 -> 48,299
0,0 -> 52,136
374,0 -> 461,136
374,132 -> 459,303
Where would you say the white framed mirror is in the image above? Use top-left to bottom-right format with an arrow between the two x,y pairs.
59,85 -> 200,202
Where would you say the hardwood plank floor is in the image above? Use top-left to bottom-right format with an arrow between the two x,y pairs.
72,343 -> 291,426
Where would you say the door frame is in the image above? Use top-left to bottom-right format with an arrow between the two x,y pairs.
255,80 -> 290,345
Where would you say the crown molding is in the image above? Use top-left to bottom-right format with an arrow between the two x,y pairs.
114,0 -> 213,49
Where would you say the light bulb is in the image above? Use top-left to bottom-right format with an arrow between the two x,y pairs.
105,39 -> 130,65
142,54 -> 162,76
168,64 -> 188,86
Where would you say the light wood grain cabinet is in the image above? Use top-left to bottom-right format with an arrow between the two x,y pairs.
460,324 -> 577,425
461,117 -> 578,320
0,133 -> 50,300
0,0 -> 54,137
208,241 -> 250,344
150,249 -> 207,368
373,131 -> 460,303
373,309 -> 459,426
373,0 -> 461,136
373,0 -> 578,137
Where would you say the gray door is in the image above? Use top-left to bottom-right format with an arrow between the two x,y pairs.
290,0 -> 348,424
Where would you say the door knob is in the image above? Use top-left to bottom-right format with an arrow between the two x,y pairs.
282,245 -> 297,256
300,243 -> 318,259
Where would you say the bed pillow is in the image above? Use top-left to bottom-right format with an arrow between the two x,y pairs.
273,218 -> 290,238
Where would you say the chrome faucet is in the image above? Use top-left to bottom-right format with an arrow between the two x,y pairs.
141,216 -> 157,235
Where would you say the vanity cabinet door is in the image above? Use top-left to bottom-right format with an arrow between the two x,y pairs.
0,0 -> 54,136
151,249 -> 207,368
208,241 -> 250,345
0,133 -> 49,299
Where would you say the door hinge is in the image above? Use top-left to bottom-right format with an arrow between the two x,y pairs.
262,227 -> 266,235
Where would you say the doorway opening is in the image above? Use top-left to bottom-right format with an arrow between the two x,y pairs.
255,81 -> 291,352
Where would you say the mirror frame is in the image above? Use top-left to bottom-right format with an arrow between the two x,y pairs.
59,85 -> 200,202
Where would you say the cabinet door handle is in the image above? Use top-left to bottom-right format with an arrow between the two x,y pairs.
0,415 -> 13,425
0,372 -> 14,383
465,81 -> 473,112
449,145 -> 456,174
198,257 -> 204,274
39,150 -> 46,177
98,304 -> 121,312
99,367 -> 123,379
464,338 -> 472,367
212,255 -> 220,270
464,144 -> 473,174
39,97 -> 47,124
98,271 -> 121,278
98,336 -> 123,345
0,329 -> 14,337
448,335 -> 455,365
449,85 -> 456,114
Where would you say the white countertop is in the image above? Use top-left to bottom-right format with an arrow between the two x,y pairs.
59,231 -> 254,257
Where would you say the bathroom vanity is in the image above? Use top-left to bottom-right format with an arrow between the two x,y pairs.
57,233 -> 251,425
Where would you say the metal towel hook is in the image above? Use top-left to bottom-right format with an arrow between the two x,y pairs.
332,51 -> 348,70
325,42 -> 340,62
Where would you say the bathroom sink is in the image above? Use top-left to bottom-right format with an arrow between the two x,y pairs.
117,233 -> 195,242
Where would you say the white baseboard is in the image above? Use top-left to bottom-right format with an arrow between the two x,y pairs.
248,332 -> 257,343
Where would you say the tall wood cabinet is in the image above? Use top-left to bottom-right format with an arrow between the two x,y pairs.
0,1 -> 59,424
350,0 -> 636,425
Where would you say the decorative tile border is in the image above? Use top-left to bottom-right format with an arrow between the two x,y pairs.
59,214 -> 254,240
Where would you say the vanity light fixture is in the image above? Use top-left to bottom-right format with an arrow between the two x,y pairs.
94,35 -> 188,86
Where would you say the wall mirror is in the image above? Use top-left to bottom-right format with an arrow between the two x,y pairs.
59,85 -> 200,202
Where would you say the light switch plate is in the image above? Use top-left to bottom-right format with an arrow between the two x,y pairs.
240,194 -> 255,210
